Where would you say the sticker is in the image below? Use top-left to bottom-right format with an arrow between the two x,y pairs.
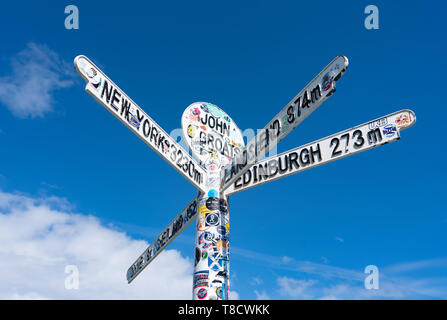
208,257 -> 222,272
187,124 -> 196,138
216,270 -> 227,280
200,104 -> 210,113
194,247 -> 201,266
217,226 -> 227,236
193,271 -> 209,289
208,189 -> 219,197
216,240 -> 228,251
206,197 -> 220,210
395,112 -> 412,128
321,72 -> 333,91
382,124 -> 397,138
219,199 -> 228,213
202,251 -> 208,259
199,205 -> 214,217
204,232 -> 214,242
216,286 -> 223,300
129,113 -> 140,129
197,288 -> 208,299
205,212 -> 220,226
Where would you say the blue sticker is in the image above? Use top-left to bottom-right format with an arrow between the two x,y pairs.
382,124 -> 397,138
208,189 -> 218,197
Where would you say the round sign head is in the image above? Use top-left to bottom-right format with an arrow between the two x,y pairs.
182,102 -> 245,172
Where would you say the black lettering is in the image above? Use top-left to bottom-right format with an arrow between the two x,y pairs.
215,137 -> 223,152
294,96 -> 301,118
194,169 -> 202,184
367,128 -> 382,144
208,115 -> 215,128
271,119 -> 281,137
101,80 -> 113,104
287,105 -> 295,123
299,148 -> 311,166
330,137 -> 342,157
243,170 -> 252,186
310,144 -> 322,163
216,118 -> 223,135
288,151 -> 299,170
257,163 -> 269,181
234,177 -> 243,189
170,144 -> 177,162
110,89 -> 121,111
301,91 -> 310,109
268,160 -> 278,177
353,129 -> 364,149
150,126 -> 158,143
136,109 -> 144,122
157,135 -> 165,150
279,155 -> 289,173
253,166 -> 258,183
223,122 -> 230,136
121,98 -> 131,119
310,85 -> 321,103
143,119 -> 151,137
200,114 -> 208,126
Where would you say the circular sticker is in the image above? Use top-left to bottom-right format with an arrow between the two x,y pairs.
197,288 -> 207,299
187,124 -> 196,138
181,102 -> 245,171
206,197 -> 220,211
205,213 -> 220,226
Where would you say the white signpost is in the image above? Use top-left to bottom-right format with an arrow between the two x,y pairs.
74,56 -> 207,192
74,55 -> 416,300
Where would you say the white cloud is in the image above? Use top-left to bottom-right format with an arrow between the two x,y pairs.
0,189 -> 195,299
277,277 -> 316,299
254,290 -> 270,300
0,43 -> 74,118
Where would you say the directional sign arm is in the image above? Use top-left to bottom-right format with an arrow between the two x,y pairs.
224,109 -> 416,195
126,194 -> 200,283
74,55 -> 207,192
222,56 -> 349,190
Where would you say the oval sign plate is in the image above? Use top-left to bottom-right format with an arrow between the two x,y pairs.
182,102 -> 245,175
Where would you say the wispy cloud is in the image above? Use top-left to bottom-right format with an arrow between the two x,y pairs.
254,290 -> 270,300
231,245 -> 447,299
335,237 -> 344,243
0,43 -> 74,118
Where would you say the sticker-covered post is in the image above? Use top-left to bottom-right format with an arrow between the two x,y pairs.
193,192 -> 230,300
181,102 -> 245,300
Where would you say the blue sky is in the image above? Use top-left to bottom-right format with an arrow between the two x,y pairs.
0,0 -> 446,299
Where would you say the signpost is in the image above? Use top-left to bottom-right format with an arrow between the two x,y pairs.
225,109 -> 416,195
222,56 -> 349,190
74,56 -> 207,193
75,55 -> 416,300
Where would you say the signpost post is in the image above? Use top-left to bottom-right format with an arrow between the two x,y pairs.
75,55 -> 416,300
